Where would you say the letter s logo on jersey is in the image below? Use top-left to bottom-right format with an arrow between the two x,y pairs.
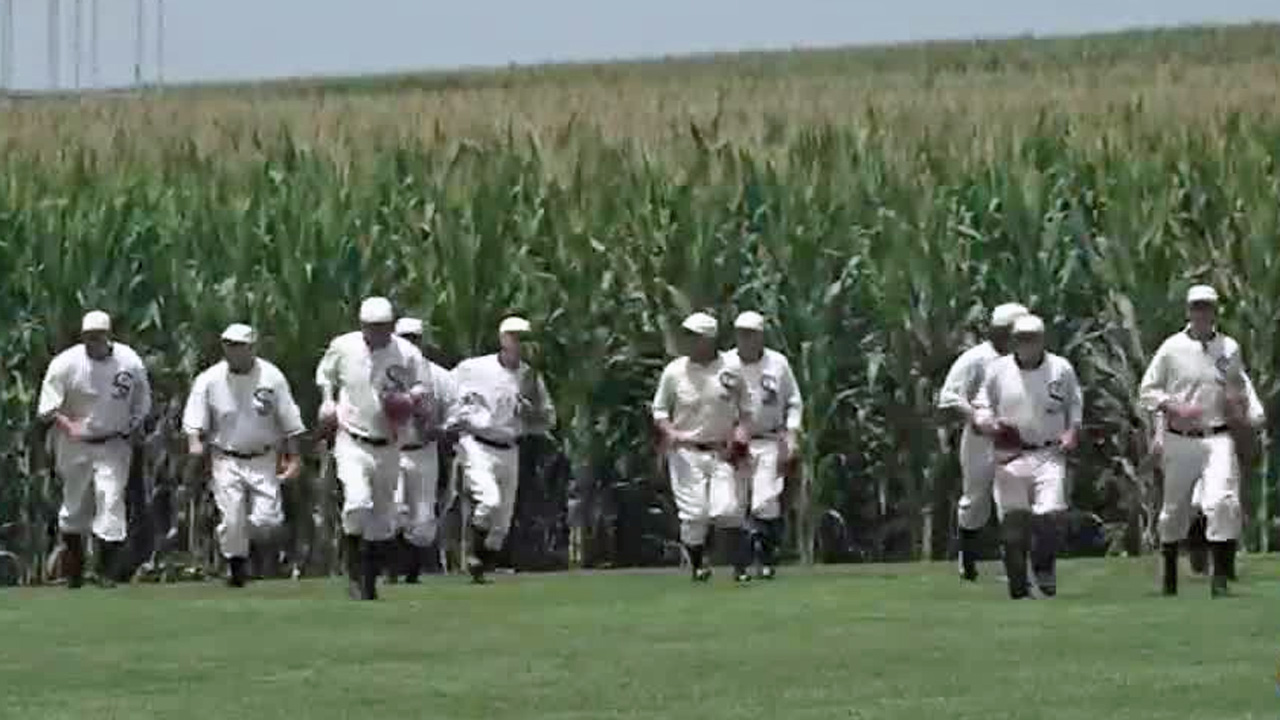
111,372 -> 134,400
383,365 -> 410,393
1047,380 -> 1065,402
761,373 -> 780,406
252,388 -> 277,417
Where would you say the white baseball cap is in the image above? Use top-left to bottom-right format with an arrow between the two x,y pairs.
991,303 -> 1029,328
359,296 -> 395,324
681,312 -> 718,337
1186,285 -> 1219,305
498,316 -> 532,334
81,310 -> 111,333
395,317 -> 424,337
734,311 -> 765,331
1012,314 -> 1045,335
220,323 -> 256,344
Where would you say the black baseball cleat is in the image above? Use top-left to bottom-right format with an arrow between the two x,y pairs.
227,557 -> 248,588
691,567 -> 712,583
733,568 -> 752,584
1211,576 -> 1231,598
758,565 -> 777,580
467,556 -> 490,585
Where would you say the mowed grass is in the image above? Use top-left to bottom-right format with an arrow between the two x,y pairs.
2,557 -> 1279,719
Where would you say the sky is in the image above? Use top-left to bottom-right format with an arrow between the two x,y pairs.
5,0 -> 1280,91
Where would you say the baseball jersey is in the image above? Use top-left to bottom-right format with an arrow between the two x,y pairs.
937,341 -> 1001,418
400,359 -> 458,447
37,343 -> 152,439
1138,329 -> 1265,430
973,352 -> 1083,446
315,332 -> 431,440
183,358 -> 305,454
725,348 -> 802,437
447,354 -> 555,445
652,352 -> 749,444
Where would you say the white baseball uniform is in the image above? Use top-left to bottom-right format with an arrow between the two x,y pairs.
937,341 -> 1002,530
37,343 -> 152,543
652,352 -> 750,546
726,347 -> 802,521
316,332 -> 431,541
395,359 -> 456,547
973,353 -> 1082,520
1139,329 -> 1264,543
447,354 -> 555,552
182,358 -> 305,559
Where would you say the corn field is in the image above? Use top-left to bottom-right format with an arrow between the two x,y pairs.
2,24 -> 1280,584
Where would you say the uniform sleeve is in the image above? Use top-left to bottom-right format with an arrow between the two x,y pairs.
315,339 -> 342,396
129,356 -> 153,432
1239,368 -> 1266,428
36,354 -> 68,419
1138,342 -> 1171,413
444,365 -> 473,431
782,358 -> 803,432
1063,362 -> 1084,429
972,369 -> 998,427
181,372 -> 210,435
432,365 -> 458,428
273,370 -> 307,437
409,346 -> 431,393
937,351 -> 976,414
526,372 -> 556,433
652,366 -> 675,423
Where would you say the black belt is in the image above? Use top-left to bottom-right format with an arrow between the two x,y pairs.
752,434 -> 780,441
401,443 -> 434,451
345,431 -> 390,447
81,433 -> 127,445
471,435 -> 514,450
689,442 -> 724,452
1020,441 -> 1057,450
215,447 -> 270,460
1168,425 -> 1230,438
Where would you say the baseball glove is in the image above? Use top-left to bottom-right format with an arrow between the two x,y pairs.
380,391 -> 415,425
991,423 -> 1023,450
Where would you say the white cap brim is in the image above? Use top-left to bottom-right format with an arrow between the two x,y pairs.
1186,285 -> 1219,304
1012,315 -> 1045,335
395,318 -> 424,336
81,311 -> 111,333
359,297 -> 395,323
991,303 -> 1029,328
221,323 -> 256,344
499,316 -> 532,334
734,311 -> 765,331
681,312 -> 718,337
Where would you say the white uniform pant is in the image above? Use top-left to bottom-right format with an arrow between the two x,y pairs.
743,439 -> 784,521
458,436 -> 519,552
395,443 -> 440,547
992,448 -> 1068,520
956,427 -> 996,530
1159,432 -> 1241,543
211,452 -> 283,559
667,446 -> 745,546
54,436 -> 131,542
334,431 -> 400,541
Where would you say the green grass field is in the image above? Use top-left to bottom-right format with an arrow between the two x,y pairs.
2,557 -> 1278,719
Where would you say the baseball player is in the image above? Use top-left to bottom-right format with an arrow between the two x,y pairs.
447,316 -> 556,584
388,317 -> 456,583
936,302 -> 1028,581
1139,284 -> 1264,597
316,297 -> 434,600
973,314 -> 1082,599
652,312 -> 754,583
182,324 -> 305,588
726,311 -> 802,580
36,310 -> 152,588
